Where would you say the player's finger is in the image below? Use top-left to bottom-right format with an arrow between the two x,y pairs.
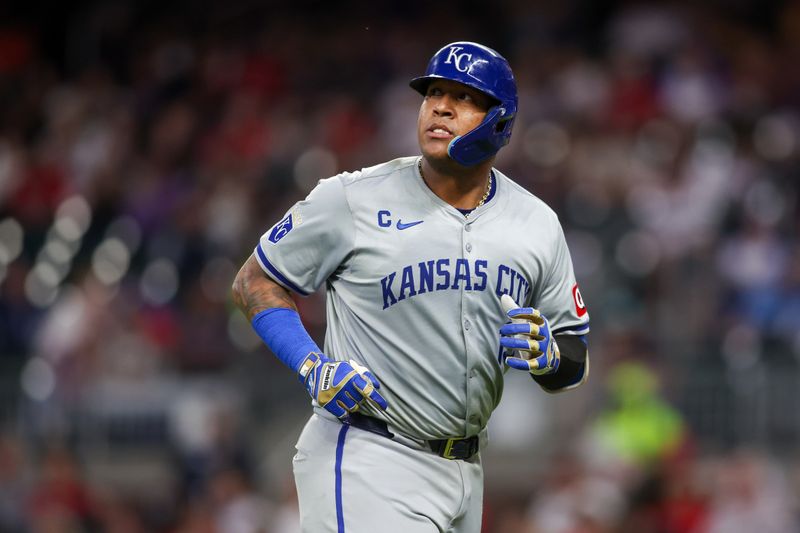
500,336 -> 541,352
500,294 -> 519,313
336,400 -> 360,416
530,353 -> 548,370
508,308 -> 543,324
328,402 -> 347,419
504,356 -> 533,371
341,392 -> 359,411
507,306 -> 534,317
499,336 -> 528,350
362,370 -> 381,389
366,388 -> 389,411
499,322 -> 541,337
354,377 -> 388,411
535,318 -> 550,337
352,374 -> 375,396
349,359 -> 382,390
529,354 -> 556,376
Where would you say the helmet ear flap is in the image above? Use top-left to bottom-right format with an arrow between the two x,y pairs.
495,112 -> 512,134
447,105 -> 515,166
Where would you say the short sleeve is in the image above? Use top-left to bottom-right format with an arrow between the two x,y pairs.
533,222 -> 590,336
254,176 -> 354,295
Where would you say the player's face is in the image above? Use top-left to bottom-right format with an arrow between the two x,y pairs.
417,80 -> 492,162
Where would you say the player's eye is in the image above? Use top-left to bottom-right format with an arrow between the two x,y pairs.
458,92 -> 473,102
427,86 -> 444,97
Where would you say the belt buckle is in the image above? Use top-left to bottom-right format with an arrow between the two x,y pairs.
441,438 -> 460,460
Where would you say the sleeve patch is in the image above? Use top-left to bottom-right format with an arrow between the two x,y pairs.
572,284 -> 587,317
269,213 -> 294,243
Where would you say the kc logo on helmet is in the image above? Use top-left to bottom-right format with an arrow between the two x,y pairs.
445,46 -> 488,79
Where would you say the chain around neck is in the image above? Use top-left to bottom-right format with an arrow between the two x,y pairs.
417,158 -> 492,218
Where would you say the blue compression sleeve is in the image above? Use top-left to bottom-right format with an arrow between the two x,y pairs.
251,308 -> 322,373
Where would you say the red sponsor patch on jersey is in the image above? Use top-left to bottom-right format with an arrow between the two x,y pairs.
572,284 -> 587,317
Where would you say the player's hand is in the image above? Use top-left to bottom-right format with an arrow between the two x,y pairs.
297,352 -> 388,419
499,294 -> 560,375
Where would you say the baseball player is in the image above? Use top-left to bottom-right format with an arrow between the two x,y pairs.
232,41 -> 590,532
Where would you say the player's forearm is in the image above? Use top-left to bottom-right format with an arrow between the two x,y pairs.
232,254 -> 297,320
232,254 -> 319,373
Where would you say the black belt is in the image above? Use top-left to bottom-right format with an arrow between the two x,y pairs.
346,412 -> 479,460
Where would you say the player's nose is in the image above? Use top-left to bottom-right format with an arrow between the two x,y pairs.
432,95 -> 455,116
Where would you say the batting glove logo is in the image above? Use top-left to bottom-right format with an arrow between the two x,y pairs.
321,364 -> 335,391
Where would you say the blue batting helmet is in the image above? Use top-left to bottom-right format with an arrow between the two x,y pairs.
410,41 -> 518,166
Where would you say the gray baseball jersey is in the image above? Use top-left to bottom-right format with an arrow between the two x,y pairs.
255,156 -> 589,441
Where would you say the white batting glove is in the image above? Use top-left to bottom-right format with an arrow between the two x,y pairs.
499,294 -> 560,375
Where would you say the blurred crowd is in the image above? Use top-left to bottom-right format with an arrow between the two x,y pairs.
1,0 -> 800,531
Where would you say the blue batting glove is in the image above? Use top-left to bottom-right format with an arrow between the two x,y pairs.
297,352 -> 389,419
499,294 -> 560,376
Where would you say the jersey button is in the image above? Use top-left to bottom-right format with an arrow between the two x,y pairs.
464,319 -> 471,330
465,243 -> 472,253
469,415 -> 480,425
465,224 -> 472,232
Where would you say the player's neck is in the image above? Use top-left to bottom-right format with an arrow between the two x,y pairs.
419,158 -> 494,211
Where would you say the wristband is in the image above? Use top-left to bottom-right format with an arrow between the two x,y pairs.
251,308 -> 321,373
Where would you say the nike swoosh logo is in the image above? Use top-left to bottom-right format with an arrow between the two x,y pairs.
396,219 -> 424,230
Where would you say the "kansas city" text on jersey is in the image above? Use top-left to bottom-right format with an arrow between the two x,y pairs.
380,259 -> 530,310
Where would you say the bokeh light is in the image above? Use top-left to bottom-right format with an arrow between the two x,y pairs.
0,217 -> 23,265
294,147 -> 338,192
53,195 -> 92,242
20,357 -> 56,402
24,262 -> 60,308
227,311 -> 263,352
91,238 -> 131,285
523,121 -> 571,167
200,256 -> 237,303
140,258 -> 179,305
615,230 -> 662,277
753,113 -> 797,161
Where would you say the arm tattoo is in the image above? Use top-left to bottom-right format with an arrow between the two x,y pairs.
232,254 -> 297,320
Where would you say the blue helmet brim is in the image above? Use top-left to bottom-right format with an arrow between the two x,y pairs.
409,75 -> 502,107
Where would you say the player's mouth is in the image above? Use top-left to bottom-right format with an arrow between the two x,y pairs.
427,124 -> 454,139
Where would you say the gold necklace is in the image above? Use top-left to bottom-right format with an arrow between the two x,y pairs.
418,159 -> 492,217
